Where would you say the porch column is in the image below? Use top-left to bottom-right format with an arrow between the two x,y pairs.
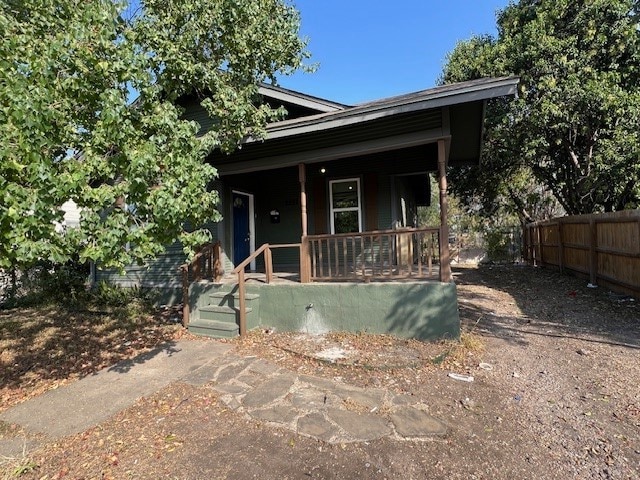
437,139 -> 452,282
298,163 -> 308,236
298,163 -> 311,283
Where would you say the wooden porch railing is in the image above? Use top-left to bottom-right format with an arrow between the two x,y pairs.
179,241 -> 223,328
233,243 -> 301,336
304,227 -> 440,282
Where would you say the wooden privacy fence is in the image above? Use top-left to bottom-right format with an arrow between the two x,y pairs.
523,210 -> 640,296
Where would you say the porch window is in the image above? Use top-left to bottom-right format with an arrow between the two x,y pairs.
329,178 -> 362,234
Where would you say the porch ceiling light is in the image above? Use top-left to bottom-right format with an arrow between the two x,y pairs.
320,167 -> 326,174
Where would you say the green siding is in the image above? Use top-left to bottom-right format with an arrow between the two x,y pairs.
225,167 -> 302,269
377,174 -> 392,230
181,98 -> 216,137
95,225 -> 222,287
95,243 -> 188,288
212,110 -> 443,168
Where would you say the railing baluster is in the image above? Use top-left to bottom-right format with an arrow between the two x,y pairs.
349,237 -> 358,278
428,233 -> 432,276
342,237 -> 347,277
327,238 -> 332,278
311,240 -> 317,279
360,235 -> 365,278
334,237 -> 339,277
417,232 -> 423,277
304,227 -> 439,282
387,234 -> 392,276
370,236 -> 375,276
319,239 -> 325,278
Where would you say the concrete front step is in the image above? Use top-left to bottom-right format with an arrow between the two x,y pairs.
189,285 -> 261,339
188,319 -> 239,338
210,292 -> 260,301
210,291 -> 259,309
199,305 -> 252,321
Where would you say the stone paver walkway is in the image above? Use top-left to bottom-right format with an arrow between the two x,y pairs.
1,340 -> 447,459
183,352 -> 447,444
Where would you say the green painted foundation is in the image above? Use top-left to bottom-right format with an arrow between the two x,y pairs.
189,281 -> 460,341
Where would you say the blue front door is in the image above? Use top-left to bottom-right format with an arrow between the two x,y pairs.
233,192 -> 251,266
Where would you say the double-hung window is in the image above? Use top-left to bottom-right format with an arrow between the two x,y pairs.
329,178 -> 362,234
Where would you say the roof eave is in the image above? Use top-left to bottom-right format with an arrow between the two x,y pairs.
250,77 -> 518,143
258,84 -> 348,113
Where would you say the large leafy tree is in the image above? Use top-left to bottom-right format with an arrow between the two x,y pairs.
442,0 -> 640,221
0,0 -> 307,269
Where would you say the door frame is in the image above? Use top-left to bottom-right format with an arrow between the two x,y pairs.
232,190 -> 256,271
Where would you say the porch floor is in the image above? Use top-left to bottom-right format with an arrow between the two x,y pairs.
215,264 -> 442,285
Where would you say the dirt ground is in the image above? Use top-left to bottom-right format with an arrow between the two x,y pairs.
2,264 -> 639,479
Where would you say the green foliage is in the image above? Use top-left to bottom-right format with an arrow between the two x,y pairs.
91,280 -> 151,308
0,261 -> 89,308
0,263 -> 156,321
0,0 -> 308,270
441,0 -> 640,219
484,228 -> 521,263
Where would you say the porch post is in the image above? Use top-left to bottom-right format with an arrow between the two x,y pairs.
298,163 -> 311,283
437,139 -> 452,282
298,163 -> 308,236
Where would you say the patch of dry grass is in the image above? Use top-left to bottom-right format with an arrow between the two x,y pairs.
0,304 -> 188,414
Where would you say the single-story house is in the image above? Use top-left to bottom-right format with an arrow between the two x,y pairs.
97,76 -> 519,340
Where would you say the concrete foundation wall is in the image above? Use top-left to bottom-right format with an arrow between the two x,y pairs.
240,282 -> 459,341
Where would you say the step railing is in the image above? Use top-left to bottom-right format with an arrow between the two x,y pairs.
233,243 -> 301,336
179,241 -> 223,327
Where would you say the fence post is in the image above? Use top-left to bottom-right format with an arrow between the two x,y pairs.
589,218 -> 598,286
536,224 -> 544,266
557,219 -> 564,272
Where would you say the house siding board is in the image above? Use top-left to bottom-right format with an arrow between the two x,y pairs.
181,98 -> 216,137
311,175 -> 327,235
96,226 -> 221,288
304,145 -> 438,178
377,175 -> 392,230
212,110 -> 443,167
95,243 -> 186,288
226,167 -> 302,268
392,176 -> 419,228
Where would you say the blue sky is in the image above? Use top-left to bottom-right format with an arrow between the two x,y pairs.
279,0 -> 510,104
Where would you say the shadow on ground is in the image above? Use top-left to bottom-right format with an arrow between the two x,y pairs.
454,264 -> 640,350
0,305 -> 181,411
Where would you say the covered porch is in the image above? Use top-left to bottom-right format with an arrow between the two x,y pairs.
181,77 -> 519,339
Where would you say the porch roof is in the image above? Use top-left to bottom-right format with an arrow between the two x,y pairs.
213,76 -> 519,176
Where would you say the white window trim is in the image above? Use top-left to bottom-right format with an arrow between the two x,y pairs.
329,177 -> 362,234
